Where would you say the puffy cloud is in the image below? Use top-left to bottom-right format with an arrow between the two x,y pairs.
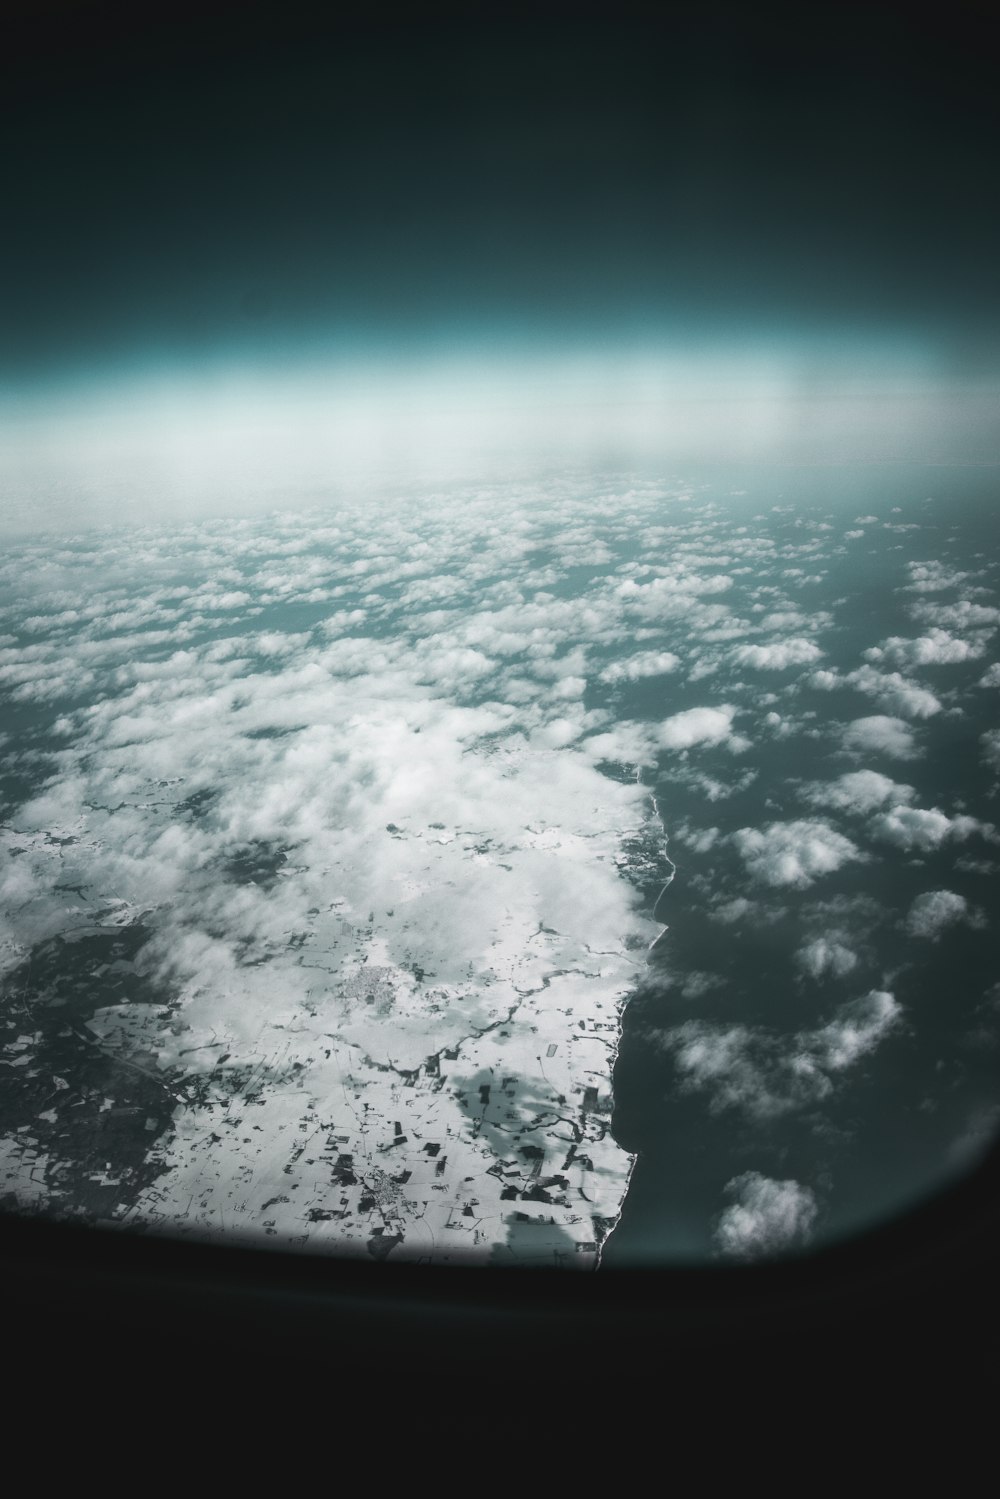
714,1173 -> 818,1260
863,629 -> 990,667
870,805 -> 989,853
707,896 -> 759,924
978,664 -> 1000,688
983,729 -> 1000,772
657,705 -> 737,751
902,561 -> 970,594
810,990 -> 901,1070
617,570 -> 733,610
732,820 -> 866,888
796,936 -> 858,979
731,637 -> 823,670
844,666 -> 941,719
800,770 -> 914,816
581,721 -> 659,768
599,650 -> 682,683
905,890 -> 985,939
674,824 -> 721,854
910,599 -> 1000,631
658,991 -> 901,1120
841,716 -> 918,760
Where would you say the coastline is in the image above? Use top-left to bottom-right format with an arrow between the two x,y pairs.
596,764 -> 676,1267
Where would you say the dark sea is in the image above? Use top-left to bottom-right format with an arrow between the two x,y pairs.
603,463 -> 1000,1264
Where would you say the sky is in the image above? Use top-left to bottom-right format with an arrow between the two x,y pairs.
2,0 -> 999,486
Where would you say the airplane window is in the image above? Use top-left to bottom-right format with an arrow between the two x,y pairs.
2,1 -> 998,1278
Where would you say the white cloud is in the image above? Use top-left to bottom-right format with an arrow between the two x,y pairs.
905,889 -> 985,939
599,650 -> 682,683
983,729 -> 1000,772
841,716 -> 918,760
810,990 -> 901,1069
807,668 -> 842,691
581,721 -> 659,768
658,990 -> 901,1120
978,664 -> 1000,688
870,805 -> 989,853
800,770 -> 914,816
707,896 -> 760,924
910,599 -> 1000,631
732,820 -> 866,888
902,562 -> 967,593
657,705 -> 736,750
714,1173 -> 818,1260
844,666 -> 941,719
671,821 -> 721,854
796,936 -> 858,979
731,637 -> 823,670
863,629 -> 990,667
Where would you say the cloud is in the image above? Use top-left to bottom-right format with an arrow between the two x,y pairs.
796,936 -> 858,979
841,716 -> 918,760
599,650 -> 682,683
902,561 -> 971,594
714,1173 -> 818,1260
910,599 -> 1000,631
732,820 -> 866,888
983,729 -> 1000,772
905,889 -> 985,939
658,990 -> 901,1120
863,629 -> 990,667
657,705 -> 737,750
581,720 -> 659,768
844,666 -> 941,719
809,990 -> 901,1070
800,770 -> 914,816
870,805 -> 989,853
707,896 -> 761,924
731,637 -> 823,670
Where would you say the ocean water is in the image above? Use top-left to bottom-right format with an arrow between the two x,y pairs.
604,465 -> 1000,1262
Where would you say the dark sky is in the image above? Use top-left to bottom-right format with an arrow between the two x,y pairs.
3,0 -> 1000,388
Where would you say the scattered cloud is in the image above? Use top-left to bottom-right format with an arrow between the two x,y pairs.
731,637 -> 823,670
657,705 -> 738,751
599,650 -> 682,683
902,561 -> 971,594
870,805 -> 990,853
800,770 -> 914,816
714,1172 -> 818,1260
844,666 -> 942,719
910,599 -> 1000,631
863,629 -> 990,667
657,990 -> 902,1119
905,889 -> 985,939
732,820 -> 866,888
841,715 -> 919,760
796,936 -> 859,979
809,990 -> 901,1070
